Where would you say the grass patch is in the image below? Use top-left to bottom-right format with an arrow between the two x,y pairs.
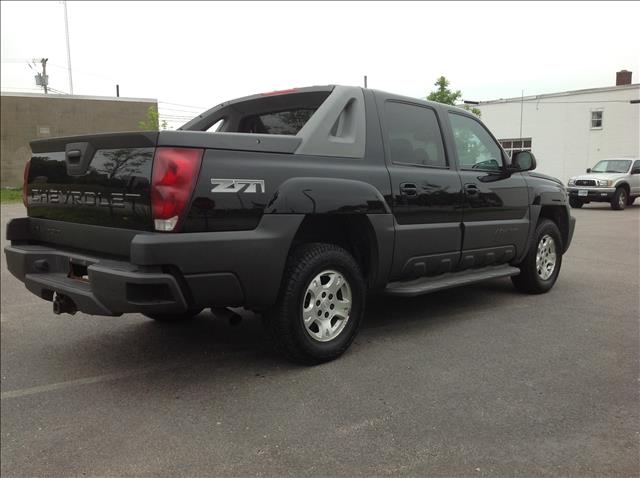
1,188 -> 23,203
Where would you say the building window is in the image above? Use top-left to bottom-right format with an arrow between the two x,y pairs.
499,138 -> 532,158
591,110 -> 603,129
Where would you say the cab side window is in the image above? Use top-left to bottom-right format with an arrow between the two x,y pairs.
449,113 -> 504,171
384,102 -> 447,168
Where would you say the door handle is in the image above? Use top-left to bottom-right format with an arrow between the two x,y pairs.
465,184 -> 479,195
400,183 -> 418,196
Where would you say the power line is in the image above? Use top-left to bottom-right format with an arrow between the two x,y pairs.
1,86 -> 46,92
158,106 -> 203,114
159,101 -> 207,110
484,99 -> 635,105
48,86 -> 69,95
159,112 -> 194,116
160,116 -> 195,120
47,63 -> 116,82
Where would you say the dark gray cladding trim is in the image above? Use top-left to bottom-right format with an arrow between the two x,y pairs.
179,85 -> 335,131
158,130 -> 302,154
295,86 -> 366,159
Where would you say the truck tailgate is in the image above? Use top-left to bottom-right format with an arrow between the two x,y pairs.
26,132 -> 158,231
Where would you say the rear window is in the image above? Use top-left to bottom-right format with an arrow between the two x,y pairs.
238,108 -> 316,135
186,89 -> 331,135
384,101 -> 447,168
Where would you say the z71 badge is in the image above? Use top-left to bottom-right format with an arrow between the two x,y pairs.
211,178 -> 265,194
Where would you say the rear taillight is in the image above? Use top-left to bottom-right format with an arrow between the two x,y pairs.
150,147 -> 203,232
22,159 -> 31,207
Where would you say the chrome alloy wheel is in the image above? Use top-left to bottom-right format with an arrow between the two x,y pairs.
536,234 -> 557,280
302,270 -> 352,342
618,189 -> 627,208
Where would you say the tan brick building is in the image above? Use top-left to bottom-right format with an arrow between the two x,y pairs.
1,93 -> 157,188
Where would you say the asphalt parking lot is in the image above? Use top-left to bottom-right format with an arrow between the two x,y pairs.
1,202 -> 638,477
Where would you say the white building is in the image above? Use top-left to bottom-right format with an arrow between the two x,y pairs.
476,71 -> 639,182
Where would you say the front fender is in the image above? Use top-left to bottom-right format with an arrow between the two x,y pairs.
516,175 -> 572,263
613,180 -> 630,190
532,186 -> 568,207
264,177 -> 390,215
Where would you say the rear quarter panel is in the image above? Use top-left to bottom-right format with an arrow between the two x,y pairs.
182,149 -> 392,232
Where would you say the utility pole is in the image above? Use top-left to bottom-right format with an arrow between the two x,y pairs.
364,75 -> 368,88
519,89 -> 524,139
34,58 -> 50,94
63,0 -> 74,94
116,84 -> 120,97
31,58 -> 50,93
42,58 -> 49,94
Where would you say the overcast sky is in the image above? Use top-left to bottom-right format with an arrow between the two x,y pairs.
2,1 -> 639,128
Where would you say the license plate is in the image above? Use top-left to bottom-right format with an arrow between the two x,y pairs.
578,189 -> 588,197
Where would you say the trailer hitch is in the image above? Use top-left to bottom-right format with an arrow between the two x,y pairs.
53,293 -> 77,315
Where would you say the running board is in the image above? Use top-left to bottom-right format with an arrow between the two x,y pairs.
385,265 -> 521,297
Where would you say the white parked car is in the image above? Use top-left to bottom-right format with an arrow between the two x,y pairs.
567,158 -> 640,210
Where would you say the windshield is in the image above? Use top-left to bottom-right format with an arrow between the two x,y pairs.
591,159 -> 631,173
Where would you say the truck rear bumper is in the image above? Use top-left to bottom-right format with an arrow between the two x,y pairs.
5,243 -> 194,316
4,215 -> 304,316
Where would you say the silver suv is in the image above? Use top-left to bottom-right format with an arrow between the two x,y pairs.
567,158 -> 640,210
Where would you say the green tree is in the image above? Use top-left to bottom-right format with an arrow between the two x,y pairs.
427,76 -> 481,117
138,106 -> 168,130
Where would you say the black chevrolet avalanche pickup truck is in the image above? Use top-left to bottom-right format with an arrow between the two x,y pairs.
5,85 -> 575,363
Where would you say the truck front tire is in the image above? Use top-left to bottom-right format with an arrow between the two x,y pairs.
569,197 -> 583,209
512,219 -> 563,294
266,243 -> 365,364
611,187 -> 627,210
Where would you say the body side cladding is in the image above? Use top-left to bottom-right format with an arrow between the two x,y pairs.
129,214 -> 305,309
366,214 -> 395,289
515,204 -> 542,264
7,217 -> 143,257
515,178 -> 571,263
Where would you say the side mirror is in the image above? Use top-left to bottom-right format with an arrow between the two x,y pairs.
586,168 -> 592,173
511,151 -> 537,172
631,167 -> 640,175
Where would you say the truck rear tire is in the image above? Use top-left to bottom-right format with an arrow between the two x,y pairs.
143,308 -> 203,323
265,243 -> 365,364
512,219 -> 563,294
611,187 -> 627,210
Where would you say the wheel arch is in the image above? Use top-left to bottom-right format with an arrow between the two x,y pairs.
288,213 -> 393,289
538,205 -> 570,252
616,182 -> 630,193
516,203 -> 571,264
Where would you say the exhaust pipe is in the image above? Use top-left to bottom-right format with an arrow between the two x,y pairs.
53,293 -> 77,315
212,307 -> 242,326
